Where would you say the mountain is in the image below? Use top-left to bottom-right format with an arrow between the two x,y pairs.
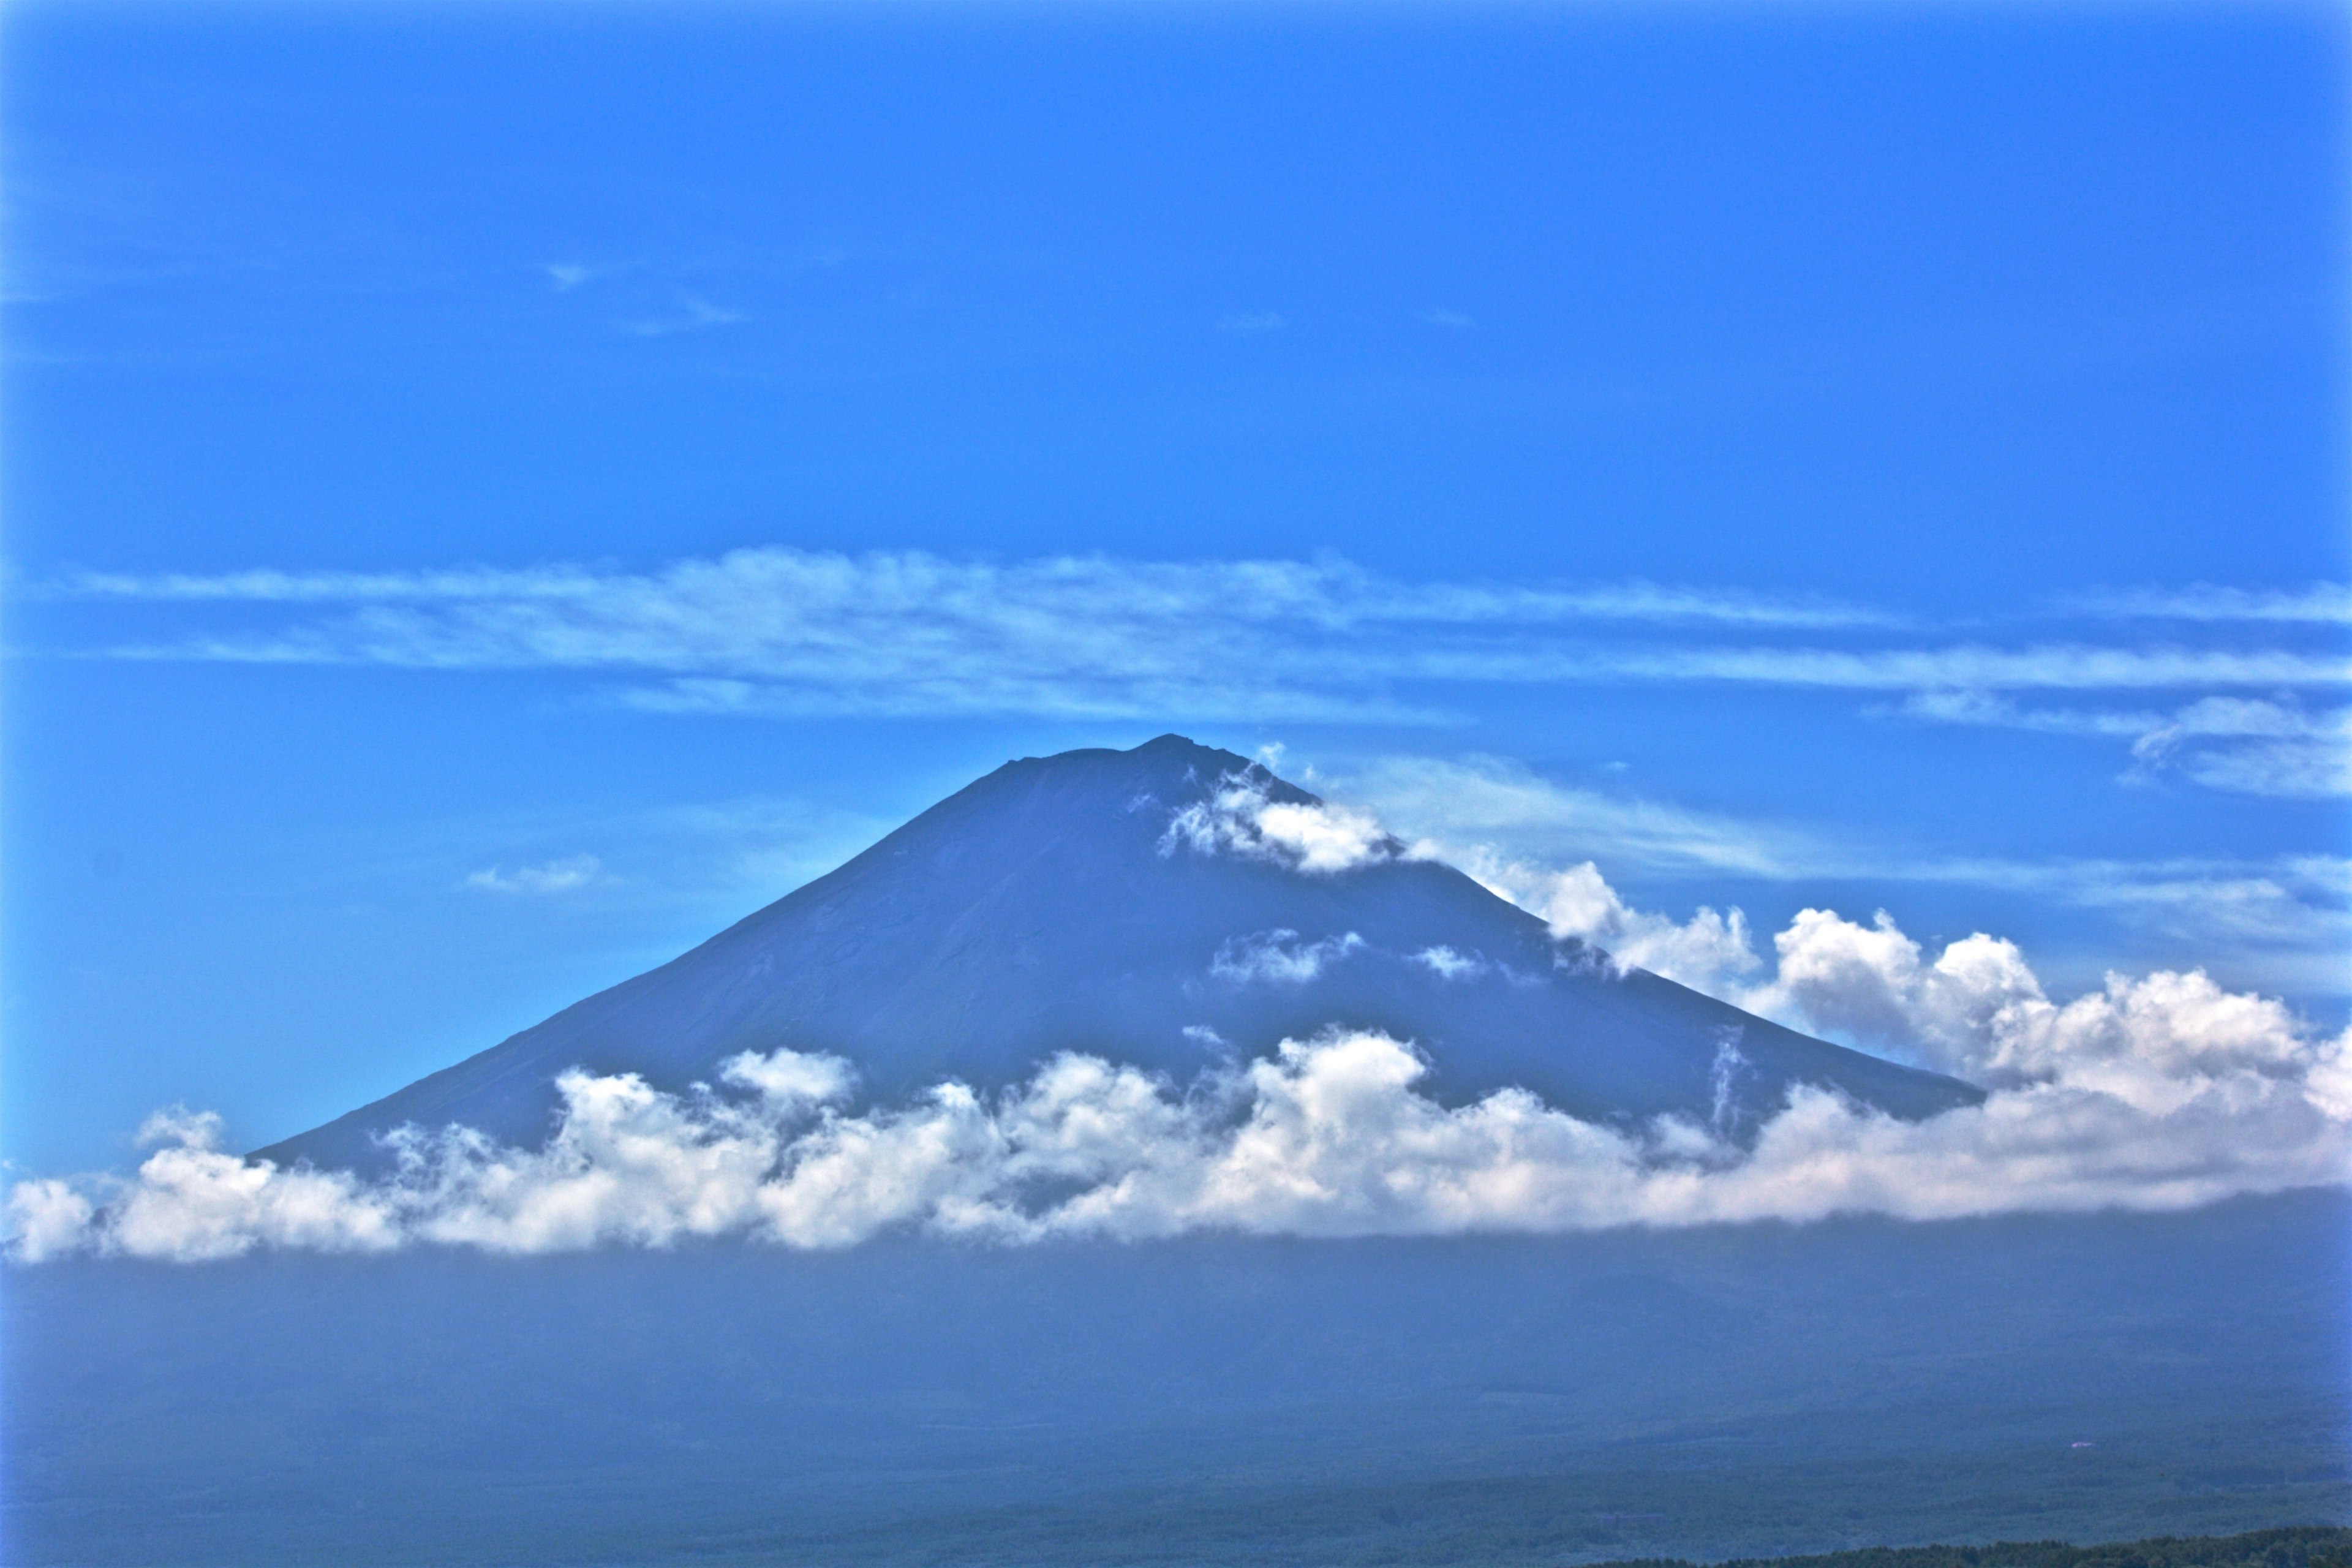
257,736 -> 1976,1170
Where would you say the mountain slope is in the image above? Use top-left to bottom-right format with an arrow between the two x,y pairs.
258,736 -> 1976,1170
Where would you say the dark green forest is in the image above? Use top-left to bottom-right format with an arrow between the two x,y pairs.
1607,1528 -> 2352,1568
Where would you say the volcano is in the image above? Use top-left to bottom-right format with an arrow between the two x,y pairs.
258,736 -> 1975,1170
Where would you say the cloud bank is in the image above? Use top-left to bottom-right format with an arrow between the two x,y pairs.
13,869 -> 2346,1263
12,773 -> 2345,1263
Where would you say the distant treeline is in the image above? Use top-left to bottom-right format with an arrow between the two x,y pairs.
1600,1528 -> 2352,1568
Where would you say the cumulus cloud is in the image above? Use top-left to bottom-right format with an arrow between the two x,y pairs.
1468,854 -> 1763,995
1162,775 -> 1409,874
464,854 -> 605,894
14,951 -> 2347,1262
13,783 -> 2347,1264
1741,910 -> 2318,1089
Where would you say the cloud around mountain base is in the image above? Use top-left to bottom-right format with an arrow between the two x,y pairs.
12,922 -> 2346,1263
13,786 -> 2347,1264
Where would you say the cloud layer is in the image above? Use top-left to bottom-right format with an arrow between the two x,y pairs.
37,551 -> 2350,793
13,860 -> 2346,1263
12,766 -> 2345,1264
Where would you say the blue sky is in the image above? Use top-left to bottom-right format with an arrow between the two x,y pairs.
5,0 -> 2347,1177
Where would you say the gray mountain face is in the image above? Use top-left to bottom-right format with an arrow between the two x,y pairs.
257,736 -> 1978,1171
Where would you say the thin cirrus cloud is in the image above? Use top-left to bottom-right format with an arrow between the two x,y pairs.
1343,753 -> 1828,880
42,549 -> 1903,627
621,296 -> 749,337
1890,692 -> 2352,799
38,548 -> 2345,729
2068,582 -> 2352,625
462,854 -> 605,895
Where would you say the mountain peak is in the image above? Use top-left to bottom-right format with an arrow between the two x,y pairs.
257,739 -> 1977,1171
987,734 -> 1306,807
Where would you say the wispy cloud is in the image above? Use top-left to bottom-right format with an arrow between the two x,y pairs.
621,296 -> 748,337
463,854 -> 604,895
1327,755 -> 2350,973
32,551 -> 2346,753
1211,929 -> 1366,985
1414,945 -> 1488,980
1343,755 -> 1823,879
1890,692 -> 2351,798
2071,582 -> 2352,625
1901,853 -> 2352,957
1551,644 -> 2348,691
40,552 -> 1902,630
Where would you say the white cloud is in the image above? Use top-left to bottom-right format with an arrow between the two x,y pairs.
2130,697 -> 2352,797
1891,692 -> 2352,799
545,263 -> 592,291
1891,688 -> 2150,738
1328,755 -> 2348,971
1899,853 -> 2352,953
463,854 -> 604,894
2072,582 -> 2352,625
1469,855 -> 1762,995
1345,755 -> 1815,878
1738,908 -> 2326,1117
1570,644 -> 2348,692
1163,776 -> 1408,875
14,941 -> 2347,1261
29,551 -> 2352,734
15,843 -> 2348,1264
622,296 -> 748,337
42,548 -> 2045,723
1414,946 -> 1488,981
1212,930 -> 1365,985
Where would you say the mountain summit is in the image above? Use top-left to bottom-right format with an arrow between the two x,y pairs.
260,736 -> 1975,1170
